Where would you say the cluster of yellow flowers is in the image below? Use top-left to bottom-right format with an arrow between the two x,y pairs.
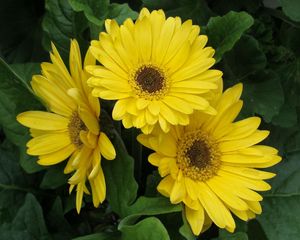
17,8 -> 281,235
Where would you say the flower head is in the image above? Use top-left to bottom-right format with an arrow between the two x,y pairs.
17,40 -> 116,213
86,8 -> 222,134
138,83 -> 281,235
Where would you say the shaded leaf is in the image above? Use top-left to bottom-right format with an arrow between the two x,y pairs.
223,35 -> 267,81
268,152 -> 300,195
102,130 -> 138,218
0,147 -> 33,224
205,11 -> 254,62
0,58 -> 43,173
0,193 -> 50,240
241,70 -> 284,122
258,195 -> 300,240
143,0 -> 213,25
40,165 -> 69,189
46,197 -> 73,240
280,0 -> 300,22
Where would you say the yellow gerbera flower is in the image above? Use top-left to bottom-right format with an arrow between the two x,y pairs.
86,8 -> 222,134
17,40 -> 116,213
138,83 -> 281,235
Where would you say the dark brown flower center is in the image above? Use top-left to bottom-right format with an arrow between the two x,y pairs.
177,131 -> 221,181
135,66 -> 165,93
186,140 -> 211,170
68,112 -> 86,147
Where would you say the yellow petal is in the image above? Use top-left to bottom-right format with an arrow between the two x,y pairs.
221,165 -> 276,180
27,133 -> 71,155
148,101 -> 161,116
163,96 -> 193,114
17,111 -> 69,130
78,106 -> 99,135
185,205 -> 204,236
218,170 -> 271,191
157,133 -> 177,157
157,175 -> 174,197
148,153 -> 163,166
197,182 -> 235,230
170,179 -> 186,204
98,132 -> 116,160
206,178 -> 248,211
75,182 -> 84,213
38,144 -> 75,166
219,130 -> 270,152
88,150 -> 101,180
185,177 -> 199,201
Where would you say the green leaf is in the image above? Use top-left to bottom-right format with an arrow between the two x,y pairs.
223,35 -> 267,81
142,0 -> 214,25
10,63 -> 41,89
40,165 -> 69,189
241,70 -> 284,122
102,130 -> 138,218
108,3 -> 138,25
46,197 -> 73,240
280,0 -> 300,22
218,232 -> 248,240
42,0 -> 89,61
0,147 -> 33,224
272,101 -> 298,128
126,197 -> 182,217
69,0 -> 138,38
280,25 -> 300,57
268,152 -> 300,195
0,58 -> 43,173
0,193 -> 50,240
121,217 -> 170,240
68,0 -> 110,26
118,197 -> 181,238
73,232 -> 121,240
205,11 -> 254,62
257,195 -> 300,240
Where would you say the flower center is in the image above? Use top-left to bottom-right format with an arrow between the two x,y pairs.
68,111 -> 86,147
135,66 -> 165,93
177,130 -> 221,182
130,64 -> 169,100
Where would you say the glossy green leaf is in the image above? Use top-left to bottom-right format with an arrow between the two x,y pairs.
69,0 -> 138,38
121,217 -> 170,240
42,0 -> 88,61
73,232 -> 121,240
68,0 -> 109,26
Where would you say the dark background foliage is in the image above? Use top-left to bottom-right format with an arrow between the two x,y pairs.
0,0 -> 300,239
